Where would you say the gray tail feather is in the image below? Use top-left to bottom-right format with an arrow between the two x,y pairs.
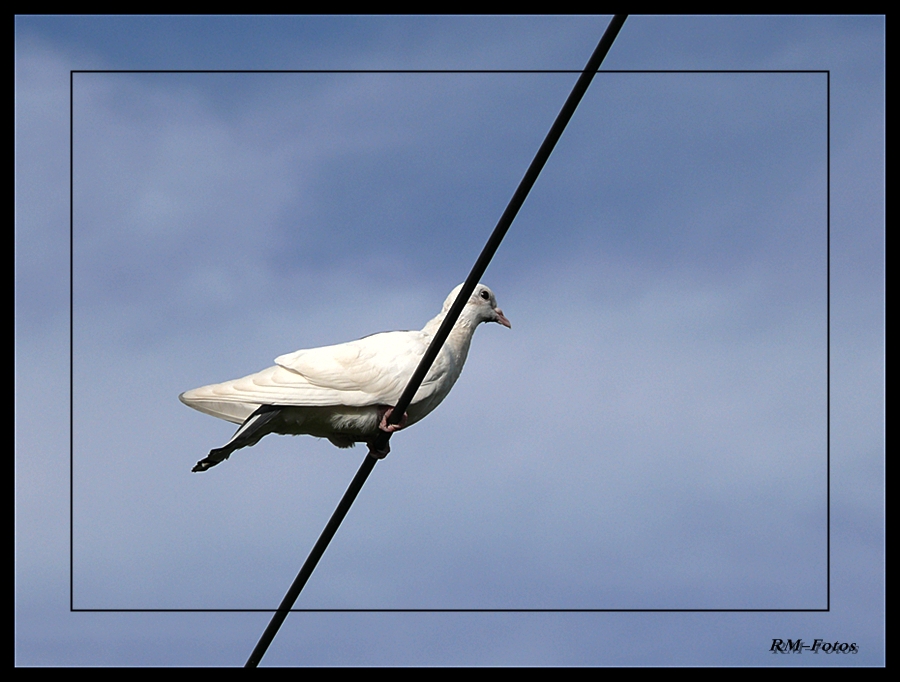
191,405 -> 284,472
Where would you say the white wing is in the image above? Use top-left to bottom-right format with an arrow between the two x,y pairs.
180,330 -> 439,424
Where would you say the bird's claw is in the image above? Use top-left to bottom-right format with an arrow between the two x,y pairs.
367,406 -> 407,459
366,440 -> 391,459
378,406 -> 408,433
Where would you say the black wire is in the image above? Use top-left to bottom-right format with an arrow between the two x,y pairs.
245,15 -> 627,667
372,14 -> 628,451
245,455 -> 376,667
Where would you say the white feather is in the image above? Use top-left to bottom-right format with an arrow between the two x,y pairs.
181,283 -> 510,469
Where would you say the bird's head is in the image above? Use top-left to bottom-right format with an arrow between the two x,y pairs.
444,283 -> 511,329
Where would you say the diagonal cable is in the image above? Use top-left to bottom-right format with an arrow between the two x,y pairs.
246,15 -> 628,667
371,14 -> 628,452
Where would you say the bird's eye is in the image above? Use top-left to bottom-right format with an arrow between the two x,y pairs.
480,290 -> 490,300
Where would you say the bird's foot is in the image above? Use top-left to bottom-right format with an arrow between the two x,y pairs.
367,406 -> 407,459
191,448 -> 229,472
366,440 -> 391,460
377,406 -> 408,433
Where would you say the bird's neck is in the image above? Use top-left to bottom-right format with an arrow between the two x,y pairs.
422,311 -> 478,363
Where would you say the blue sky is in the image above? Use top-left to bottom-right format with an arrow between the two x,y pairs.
16,15 -> 883,666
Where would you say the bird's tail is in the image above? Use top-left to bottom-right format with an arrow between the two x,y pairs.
192,405 -> 284,472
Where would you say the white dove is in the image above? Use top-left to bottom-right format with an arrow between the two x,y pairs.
181,283 -> 510,472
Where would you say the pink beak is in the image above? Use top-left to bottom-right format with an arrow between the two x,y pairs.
494,308 -> 511,328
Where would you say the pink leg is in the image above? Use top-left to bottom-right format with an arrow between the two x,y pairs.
367,406 -> 408,459
377,406 -> 408,433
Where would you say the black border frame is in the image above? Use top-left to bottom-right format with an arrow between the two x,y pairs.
69,68 -> 830,614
